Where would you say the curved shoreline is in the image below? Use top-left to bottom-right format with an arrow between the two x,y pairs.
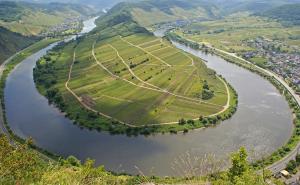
2,23 -> 293,176
167,32 -> 300,173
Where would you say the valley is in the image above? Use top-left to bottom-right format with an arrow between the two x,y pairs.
1,0 -> 300,184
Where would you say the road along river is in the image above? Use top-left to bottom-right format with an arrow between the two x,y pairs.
3,18 -> 293,176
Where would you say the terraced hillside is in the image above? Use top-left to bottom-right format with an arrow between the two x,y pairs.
107,0 -> 220,27
34,2 -> 236,134
34,34 -> 236,134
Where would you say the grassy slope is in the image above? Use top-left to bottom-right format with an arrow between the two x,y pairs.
0,1 -> 95,36
0,26 -> 38,63
177,13 -> 300,54
34,4 -> 236,134
118,0 -> 220,27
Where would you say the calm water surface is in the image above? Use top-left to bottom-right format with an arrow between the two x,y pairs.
4,19 -> 293,176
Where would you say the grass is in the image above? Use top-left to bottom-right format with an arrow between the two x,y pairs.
34,33 -> 237,134
175,12 -> 300,54
0,11 -> 74,36
249,57 -> 268,68
0,2 -> 93,36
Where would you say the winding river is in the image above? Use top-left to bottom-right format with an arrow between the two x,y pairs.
4,18 -> 293,176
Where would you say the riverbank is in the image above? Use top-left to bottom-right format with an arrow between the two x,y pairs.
166,31 -> 300,172
0,38 -> 61,157
3,19 -> 293,176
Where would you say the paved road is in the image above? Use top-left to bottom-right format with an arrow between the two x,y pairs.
184,37 -> 300,174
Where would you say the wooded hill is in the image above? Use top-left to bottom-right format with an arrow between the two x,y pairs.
0,27 -> 37,63
259,3 -> 300,25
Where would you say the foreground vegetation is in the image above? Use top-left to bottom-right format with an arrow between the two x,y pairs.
0,134 -> 281,185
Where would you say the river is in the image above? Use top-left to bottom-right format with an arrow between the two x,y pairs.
4,17 -> 293,176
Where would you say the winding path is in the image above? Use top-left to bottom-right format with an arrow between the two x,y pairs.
64,38 -> 232,127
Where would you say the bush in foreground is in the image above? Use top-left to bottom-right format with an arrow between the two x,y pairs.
0,135 -> 281,185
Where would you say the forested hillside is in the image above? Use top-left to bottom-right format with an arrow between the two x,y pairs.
260,3 -> 300,25
0,27 -> 37,63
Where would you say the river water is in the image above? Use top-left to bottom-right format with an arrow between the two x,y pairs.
4,18 -> 293,176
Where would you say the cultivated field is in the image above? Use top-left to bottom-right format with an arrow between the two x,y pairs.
40,33 -> 230,127
176,13 -> 300,54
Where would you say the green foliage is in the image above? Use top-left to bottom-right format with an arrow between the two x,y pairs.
260,3 -> 300,25
0,1 -> 94,23
201,80 -> 214,100
212,147 -> 266,185
0,1 -> 24,22
229,147 -> 249,179
286,160 -> 297,173
0,27 -> 38,63
0,135 -> 46,184
0,135 -> 209,185
202,89 -> 214,100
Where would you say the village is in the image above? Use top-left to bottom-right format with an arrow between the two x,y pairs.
40,16 -> 84,37
243,37 -> 300,93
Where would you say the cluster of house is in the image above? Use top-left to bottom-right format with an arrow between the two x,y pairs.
40,16 -> 84,37
243,37 -> 300,89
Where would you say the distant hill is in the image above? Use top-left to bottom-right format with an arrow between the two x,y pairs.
96,0 -> 220,27
0,0 -> 138,9
259,3 -> 300,25
0,26 -> 37,63
212,0 -> 300,15
92,2 -> 151,39
0,1 -> 96,35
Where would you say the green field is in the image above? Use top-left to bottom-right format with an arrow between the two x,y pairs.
0,1 -> 95,36
175,13 -> 300,54
35,33 -> 235,131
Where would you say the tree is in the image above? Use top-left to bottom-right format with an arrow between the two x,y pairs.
296,153 -> 300,164
228,147 -> 249,180
286,160 -> 297,173
178,118 -> 186,125
213,148 -> 266,185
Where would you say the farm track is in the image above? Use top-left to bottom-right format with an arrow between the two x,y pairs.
65,36 -> 231,127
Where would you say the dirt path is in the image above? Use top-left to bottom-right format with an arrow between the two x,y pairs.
65,50 -> 135,127
119,36 -> 172,67
64,38 -> 232,127
97,43 -> 224,108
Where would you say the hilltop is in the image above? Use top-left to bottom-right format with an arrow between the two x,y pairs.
97,0 -> 220,27
0,1 -> 96,36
